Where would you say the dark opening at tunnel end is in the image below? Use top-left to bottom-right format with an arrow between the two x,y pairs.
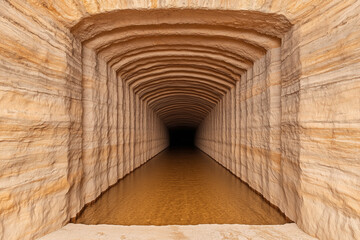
168,127 -> 197,148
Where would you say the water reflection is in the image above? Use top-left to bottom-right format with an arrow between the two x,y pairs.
75,148 -> 290,225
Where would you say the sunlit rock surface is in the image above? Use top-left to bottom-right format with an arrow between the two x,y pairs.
0,0 -> 359,240
39,223 -> 316,240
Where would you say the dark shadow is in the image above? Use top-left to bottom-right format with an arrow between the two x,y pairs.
168,127 -> 196,148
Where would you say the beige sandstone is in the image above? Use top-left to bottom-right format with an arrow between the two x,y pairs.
0,0 -> 359,240
39,223 -> 317,240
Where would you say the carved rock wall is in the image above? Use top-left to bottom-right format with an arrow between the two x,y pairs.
197,47 -> 283,211
0,2 -> 168,240
0,1 -> 83,239
196,2 -> 360,240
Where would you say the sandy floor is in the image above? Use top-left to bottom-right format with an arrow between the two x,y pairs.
39,223 -> 317,240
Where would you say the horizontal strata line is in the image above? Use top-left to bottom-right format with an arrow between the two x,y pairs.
134,79 -> 231,100
166,119 -> 203,124
121,61 -> 240,82
162,112 -> 206,119
146,90 -> 219,105
156,106 -> 211,116
114,54 -> 243,86
131,76 -> 233,96
154,103 -> 213,115
70,9 -> 292,41
152,104 -> 215,114
165,117 -> 203,122
106,41 -> 254,67
125,67 -> 236,86
157,108 -> 210,118
93,32 -> 266,57
114,54 -> 245,82
84,23 -> 280,49
162,118 -> 206,124
113,57 -> 246,84
158,111 -> 209,119
133,75 -> 231,93
149,95 -> 215,108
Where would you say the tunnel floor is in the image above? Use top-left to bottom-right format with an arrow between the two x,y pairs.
74,147 -> 290,225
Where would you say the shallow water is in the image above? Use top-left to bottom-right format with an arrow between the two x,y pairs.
75,148 -> 290,225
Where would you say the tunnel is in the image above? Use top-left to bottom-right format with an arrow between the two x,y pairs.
0,1 -> 359,240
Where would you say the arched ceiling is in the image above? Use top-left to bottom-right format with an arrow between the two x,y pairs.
72,9 -> 292,127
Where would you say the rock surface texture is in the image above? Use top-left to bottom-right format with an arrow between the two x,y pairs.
39,223 -> 316,240
0,1 -> 359,240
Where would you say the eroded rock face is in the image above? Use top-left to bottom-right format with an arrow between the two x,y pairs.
196,3 -> 360,240
0,2 -> 168,239
0,1 -> 359,240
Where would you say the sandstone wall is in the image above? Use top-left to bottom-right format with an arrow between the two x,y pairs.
78,46 -> 168,216
290,2 -> 360,238
197,46 -> 284,213
197,2 -> 360,240
0,1 -> 83,239
0,2 -> 168,240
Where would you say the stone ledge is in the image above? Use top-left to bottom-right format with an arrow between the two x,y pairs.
39,223 -> 317,240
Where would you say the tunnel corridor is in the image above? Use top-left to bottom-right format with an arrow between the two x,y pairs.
72,10 -> 294,232
1,1 -> 360,240
73,147 -> 289,226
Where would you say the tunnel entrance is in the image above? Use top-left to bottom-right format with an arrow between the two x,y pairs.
168,127 -> 196,148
